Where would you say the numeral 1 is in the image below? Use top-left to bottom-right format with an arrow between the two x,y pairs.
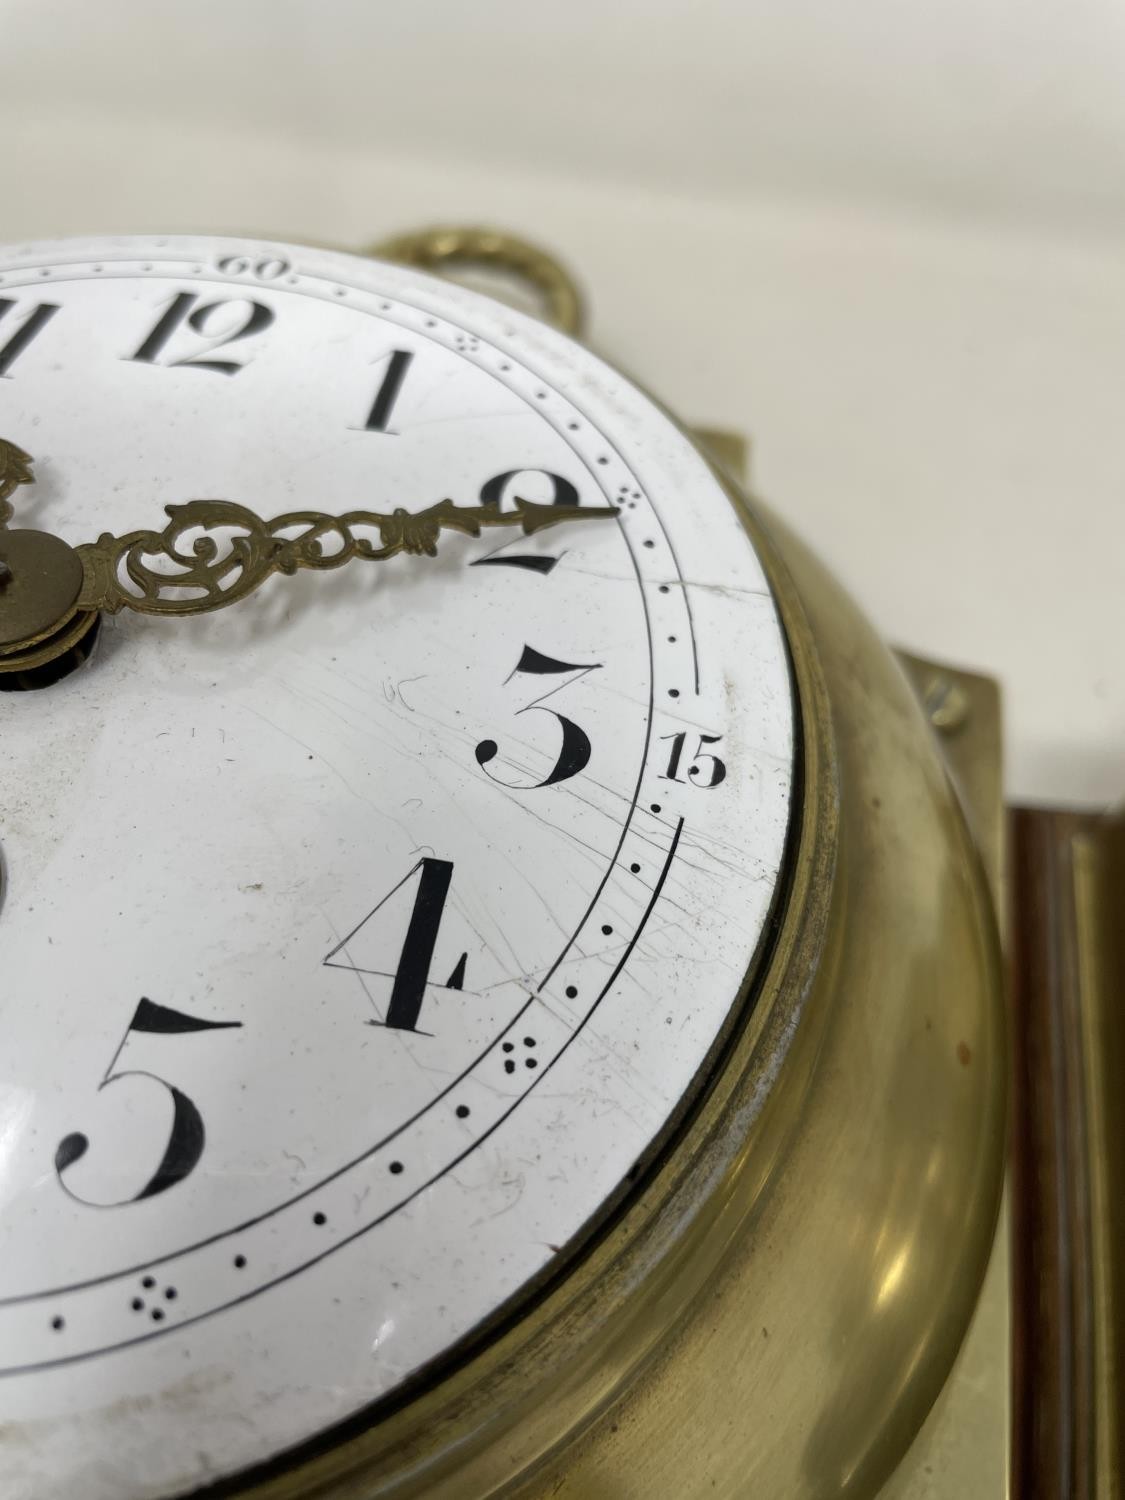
0,299 -> 60,377
361,348 -> 414,432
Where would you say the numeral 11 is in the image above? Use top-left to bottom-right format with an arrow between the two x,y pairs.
0,299 -> 60,377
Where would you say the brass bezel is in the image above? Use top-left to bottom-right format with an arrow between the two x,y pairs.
223,440 -> 1004,1498
0,232 -> 1005,1499
212,432 -> 839,1500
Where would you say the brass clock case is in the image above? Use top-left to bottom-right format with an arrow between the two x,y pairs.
233,425 -> 1006,1498
0,231 -> 1006,1496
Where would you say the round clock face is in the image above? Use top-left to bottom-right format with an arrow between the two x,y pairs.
0,236 -> 795,1498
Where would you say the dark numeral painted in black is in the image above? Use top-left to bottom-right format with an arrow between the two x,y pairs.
660,731 -> 727,787
361,348 -> 414,432
55,999 -> 242,1207
382,860 -> 457,1031
478,470 -> 580,511
215,252 -> 290,281
128,291 -> 274,375
324,858 -> 467,1034
0,299 -> 60,377
472,470 -> 582,575
476,644 -> 601,789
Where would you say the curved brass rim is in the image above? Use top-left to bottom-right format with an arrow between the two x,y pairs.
0,233 -> 1007,1500
227,449 -> 841,1500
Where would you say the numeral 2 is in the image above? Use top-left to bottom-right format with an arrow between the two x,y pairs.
128,291 -> 274,375
472,470 -> 582,575
0,299 -> 60,377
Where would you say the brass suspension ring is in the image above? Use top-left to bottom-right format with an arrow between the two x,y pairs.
369,227 -> 586,339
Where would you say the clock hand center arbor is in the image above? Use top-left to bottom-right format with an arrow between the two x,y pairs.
0,438 -> 617,684
0,443 -> 95,679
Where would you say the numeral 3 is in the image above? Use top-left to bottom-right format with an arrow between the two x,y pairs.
476,644 -> 601,789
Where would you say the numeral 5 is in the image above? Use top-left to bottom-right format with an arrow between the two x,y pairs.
55,999 -> 241,1207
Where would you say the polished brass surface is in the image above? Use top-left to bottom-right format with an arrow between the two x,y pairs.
692,426 -> 750,482
881,1195 -> 1011,1500
897,652 -> 1004,899
0,442 -> 90,658
698,452 -> 1010,1499
881,655 -> 1009,1500
233,438 -> 1006,1498
0,528 -> 85,657
371,227 -> 586,337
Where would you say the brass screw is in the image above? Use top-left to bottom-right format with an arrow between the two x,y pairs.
922,674 -> 970,734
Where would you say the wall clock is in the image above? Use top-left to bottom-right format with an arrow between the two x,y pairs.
0,228 -> 1016,1499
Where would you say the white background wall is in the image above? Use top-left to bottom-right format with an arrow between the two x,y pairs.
3,0 -> 1123,803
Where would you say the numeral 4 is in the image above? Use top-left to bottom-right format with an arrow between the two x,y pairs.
325,858 -> 469,1034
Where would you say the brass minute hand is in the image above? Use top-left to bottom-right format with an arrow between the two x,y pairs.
73,494 -> 617,618
0,439 -> 617,621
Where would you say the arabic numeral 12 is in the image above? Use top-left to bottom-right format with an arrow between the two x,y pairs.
660,732 -> 726,787
128,292 -> 274,375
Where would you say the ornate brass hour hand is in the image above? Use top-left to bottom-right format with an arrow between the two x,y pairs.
73,492 -> 618,618
0,438 -> 618,676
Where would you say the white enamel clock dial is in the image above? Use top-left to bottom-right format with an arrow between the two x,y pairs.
0,235 -> 794,1499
